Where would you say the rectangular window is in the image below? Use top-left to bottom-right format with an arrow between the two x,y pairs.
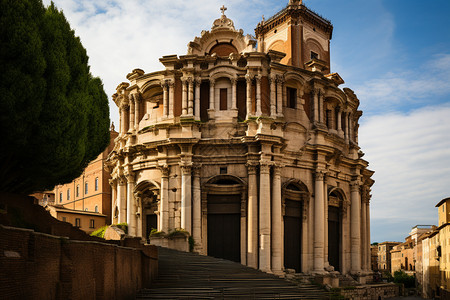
95,177 -> 99,191
220,88 -> 227,110
67,189 -> 70,200
287,87 -> 297,109
311,51 -> 318,60
89,219 -> 95,228
59,192 -> 63,203
76,185 -> 79,197
75,218 -> 81,228
85,182 -> 88,194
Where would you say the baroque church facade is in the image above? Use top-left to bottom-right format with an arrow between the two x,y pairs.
108,0 -> 374,278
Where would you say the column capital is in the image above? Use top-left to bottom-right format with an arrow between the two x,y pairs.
167,79 -> 175,87
157,164 -> 170,178
108,178 -> 117,186
192,164 -> 202,176
209,78 -> 215,86
246,161 -> 258,175
273,163 -> 284,176
276,74 -> 285,84
314,170 -> 326,181
260,161 -> 271,174
179,162 -> 193,175
117,176 -> 127,186
195,77 -> 202,87
245,73 -> 253,82
254,75 -> 261,83
350,181 -> 360,192
125,172 -> 135,183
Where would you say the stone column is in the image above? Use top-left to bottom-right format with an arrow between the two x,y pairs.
120,107 -> 126,134
160,165 -> 169,232
181,77 -> 188,116
109,179 -> 117,224
168,80 -> 174,118
126,173 -> 136,236
350,181 -> 361,273
313,89 -> 319,123
231,77 -> 237,110
188,77 -> 194,116
313,171 -> 325,273
162,81 -> 168,117
255,75 -> 262,116
259,162 -> 271,272
361,194 -> 367,271
337,107 -> 343,135
344,112 -> 349,140
318,89 -> 324,124
245,74 -> 252,118
209,79 -> 215,110
276,76 -> 283,116
135,193 -> 142,237
247,163 -> 258,269
134,93 -> 140,130
118,176 -> 127,223
181,164 -> 192,234
348,113 -> 353,142
271,165 -> 282,274
195,79 -> 201,120
366,197 -> 371,271
270,75 -> 276,117
129,96 -> 135,131
192,165 -> 202,250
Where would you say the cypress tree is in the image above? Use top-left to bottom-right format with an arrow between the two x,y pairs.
0,0 -> 110,194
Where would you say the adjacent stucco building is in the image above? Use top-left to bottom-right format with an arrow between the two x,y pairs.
108,0 -> 374,278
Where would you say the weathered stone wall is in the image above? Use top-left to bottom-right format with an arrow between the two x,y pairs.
0,225 -> 158,300
339,283 -> 399,300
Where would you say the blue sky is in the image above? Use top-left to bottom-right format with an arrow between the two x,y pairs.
43,0 -> 450,243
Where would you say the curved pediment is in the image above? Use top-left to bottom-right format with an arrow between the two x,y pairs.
187,10 -> 256,56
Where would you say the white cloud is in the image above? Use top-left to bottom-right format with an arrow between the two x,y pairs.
354,53 -> 450,114
359,104 -> 450,241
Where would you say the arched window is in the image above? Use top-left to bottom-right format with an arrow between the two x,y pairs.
95,205 -> 98,213
67,189 -> 70,200
59,192 -> 63,203
76,185 -> 79,197
85,182 -> 88,194
95,177 -> 99,191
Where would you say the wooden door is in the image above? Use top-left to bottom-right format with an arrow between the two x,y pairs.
207,194 -> 241,262
284,199 -> 302,272
146,214 -> 157,240
328,206 -> 341,272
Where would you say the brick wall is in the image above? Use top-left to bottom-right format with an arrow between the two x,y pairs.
339,283 -> 399,300
0,192 -> 157,300
0,225 -> 158,300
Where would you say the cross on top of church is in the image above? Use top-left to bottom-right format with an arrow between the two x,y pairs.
220,5 -> 227,16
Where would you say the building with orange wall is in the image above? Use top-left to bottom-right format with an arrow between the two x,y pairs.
50,126 -> 118,231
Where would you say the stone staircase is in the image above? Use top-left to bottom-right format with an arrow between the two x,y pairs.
136,247 -> 332,299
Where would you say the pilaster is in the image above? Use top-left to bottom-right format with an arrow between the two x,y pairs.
271,164 -> 283,274
180,162 -> 193,234
125,172 -> 136,236
259,161 -> 271,272
247,162 -> 258,269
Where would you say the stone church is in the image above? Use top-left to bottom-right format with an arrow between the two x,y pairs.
108,0 -> 374,279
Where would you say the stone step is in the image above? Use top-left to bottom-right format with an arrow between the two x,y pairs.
137,247 -> 331,299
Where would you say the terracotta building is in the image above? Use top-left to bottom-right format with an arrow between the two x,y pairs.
50,127 -> 118,232
108,0 -> 374,279
377,241 -> 400,273
420,198 -> 450,298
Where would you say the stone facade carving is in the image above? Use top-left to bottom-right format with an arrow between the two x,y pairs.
107,2 -> 374,278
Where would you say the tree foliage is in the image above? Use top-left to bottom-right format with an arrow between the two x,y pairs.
0,0 -> 110,194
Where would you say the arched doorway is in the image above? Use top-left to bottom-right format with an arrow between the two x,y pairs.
328,189 -> 344,272
134,181 -> 160,241
203,176 -> 246,263
283,181 -> 308,272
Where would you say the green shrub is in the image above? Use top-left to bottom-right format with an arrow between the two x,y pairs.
393,270 -> 415,288
115,222 -> 128,234
149,229 -> 165,239
90,225 -> 108,238
167,228 -> 189,238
